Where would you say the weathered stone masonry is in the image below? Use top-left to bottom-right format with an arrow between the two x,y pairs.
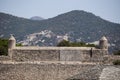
9,47 -> 107,62
0,63 -> 95,80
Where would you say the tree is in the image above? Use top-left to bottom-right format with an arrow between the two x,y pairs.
57,40 -> 70,47
0,38 -> 8,55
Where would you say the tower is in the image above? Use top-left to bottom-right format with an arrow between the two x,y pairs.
8,34 -> 16,49
99,36 -> 108,49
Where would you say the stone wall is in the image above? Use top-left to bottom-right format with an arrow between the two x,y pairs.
11,49 -> 60,61
0,56 -> 10,61
8,47 -> 108,62
0,62 -> 95,80
103,55 -> 120,64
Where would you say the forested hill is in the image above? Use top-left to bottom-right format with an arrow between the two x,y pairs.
0,10 -> 120,52
0,12 -> 44,39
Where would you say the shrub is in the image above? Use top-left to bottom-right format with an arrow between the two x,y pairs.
57,40 -> 96,47
57,40 -> 70,47
16,43 -> 22,46
113,50 -> 120,55
0,38 -> 8,56
113,60 -> 120,65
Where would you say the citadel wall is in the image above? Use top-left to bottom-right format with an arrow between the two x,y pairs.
9,47 -> 108,62
6,35 -> 109,62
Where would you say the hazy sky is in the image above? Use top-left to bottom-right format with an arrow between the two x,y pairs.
0,0 -> 120,23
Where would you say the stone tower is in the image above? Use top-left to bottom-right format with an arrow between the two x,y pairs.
8,34 -> 16,49
99,36 -> 108,49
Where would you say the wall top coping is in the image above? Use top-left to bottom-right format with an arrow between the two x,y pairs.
0,61 -> 97,65
13,46 -> 102,50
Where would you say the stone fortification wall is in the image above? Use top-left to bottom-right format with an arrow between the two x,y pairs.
103,55 -> 120,64
7,35 -> 108,62
0,56 -> 10,61
9,47 -> 108,62
0,62 -> 95,80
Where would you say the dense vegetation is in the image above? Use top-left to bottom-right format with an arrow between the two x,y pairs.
57,40 -> 96,47
113,50 -> 120,55
16,43 -> 23,46
112,50 -> 120,65
113,60 -> 120,65
0,38 -> 8,55
0,10 -> 120,52
0,38 -> 23,56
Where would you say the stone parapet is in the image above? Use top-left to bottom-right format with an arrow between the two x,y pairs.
14,46 -> 95,50
8,47 -> 108,62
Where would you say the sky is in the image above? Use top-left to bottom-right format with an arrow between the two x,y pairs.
0,0 -> 120,23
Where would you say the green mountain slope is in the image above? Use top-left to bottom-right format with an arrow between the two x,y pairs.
0,13 -> 45,39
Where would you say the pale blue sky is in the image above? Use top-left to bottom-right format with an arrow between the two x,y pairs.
0,0 -> 120,23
